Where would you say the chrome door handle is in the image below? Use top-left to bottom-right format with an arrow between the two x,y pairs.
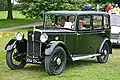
77,33 -> 81,36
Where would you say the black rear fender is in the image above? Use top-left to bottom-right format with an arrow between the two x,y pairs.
106,40 -> 112,54
99,38 -> 112,54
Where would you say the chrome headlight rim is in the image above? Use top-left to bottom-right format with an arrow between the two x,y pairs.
16,32 -> 24,41
40,33 -> 48,43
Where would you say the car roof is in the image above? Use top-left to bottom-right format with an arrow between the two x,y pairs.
44,11 -> 109,16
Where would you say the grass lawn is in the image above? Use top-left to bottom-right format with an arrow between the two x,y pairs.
0,11 -> 42,28
0,29 -> 120,80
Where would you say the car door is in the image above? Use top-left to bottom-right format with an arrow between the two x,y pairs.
91,15 -> 108,51
75,15 -> 95,54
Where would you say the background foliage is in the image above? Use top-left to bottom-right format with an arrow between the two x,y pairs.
0,0 -> 120,19
0,0 -> 7,11
18,0 -> 88,18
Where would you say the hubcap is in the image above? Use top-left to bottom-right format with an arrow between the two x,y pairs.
56,58 -> 61,65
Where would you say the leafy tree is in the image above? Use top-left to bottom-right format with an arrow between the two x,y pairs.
0,0 -> 7,11
18,0 -> 87,18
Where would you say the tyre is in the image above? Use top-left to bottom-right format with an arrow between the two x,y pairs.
97,42 -> 110,63
45,46 -> 67,75
6,49 -> 26,70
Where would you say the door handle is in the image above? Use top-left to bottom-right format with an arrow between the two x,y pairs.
77,33 -> 81,36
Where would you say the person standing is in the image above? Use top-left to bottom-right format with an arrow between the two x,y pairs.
105,4 -> 112,13
108,6 -> 115,14
113,4 -> 120,14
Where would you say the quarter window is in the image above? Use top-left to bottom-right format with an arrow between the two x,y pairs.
78,15 -> 91,30
93,16 -> 102,29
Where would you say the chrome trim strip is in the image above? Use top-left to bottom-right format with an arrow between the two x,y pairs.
72,54 -> 101,61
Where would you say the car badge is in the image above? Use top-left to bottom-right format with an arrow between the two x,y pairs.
55,37 -> 59,40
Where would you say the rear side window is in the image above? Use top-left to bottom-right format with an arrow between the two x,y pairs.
78,15 -> 91,30
93,16 -> 102,29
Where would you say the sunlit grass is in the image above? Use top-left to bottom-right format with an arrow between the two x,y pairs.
0,11 -> 42,28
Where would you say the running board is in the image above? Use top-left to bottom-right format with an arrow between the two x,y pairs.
72,54 -> 101,61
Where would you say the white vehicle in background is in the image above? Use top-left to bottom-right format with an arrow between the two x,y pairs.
110,14 -> 120,45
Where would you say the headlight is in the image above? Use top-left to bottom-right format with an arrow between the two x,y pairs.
16,32 -> 24,40
40,33 -> 48,43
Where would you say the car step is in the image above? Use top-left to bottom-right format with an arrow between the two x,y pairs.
72,54 -> 101,61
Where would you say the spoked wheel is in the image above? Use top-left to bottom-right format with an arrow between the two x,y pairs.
97,42 -> 110,63
6,48 -> 26,70
45,46 -> 67,75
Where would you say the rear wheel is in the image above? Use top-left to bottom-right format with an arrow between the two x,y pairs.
97,42 -> 110,63
6,49 -> 26,70
45,46 -> 67,75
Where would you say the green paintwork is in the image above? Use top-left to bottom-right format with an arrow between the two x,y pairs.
46,31 -> 76,53
44,28 -> 110,55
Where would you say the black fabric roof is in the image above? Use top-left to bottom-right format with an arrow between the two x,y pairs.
44,11 -> 109,16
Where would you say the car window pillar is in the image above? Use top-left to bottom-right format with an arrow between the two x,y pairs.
75,15 -> 79,31
102,15 -> 104,29
43,14 -> 47,28
90,15 -> 93,29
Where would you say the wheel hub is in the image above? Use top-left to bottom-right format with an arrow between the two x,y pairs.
56,58 -> 61,65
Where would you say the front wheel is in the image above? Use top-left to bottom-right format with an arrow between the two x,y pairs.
97,42 -> 110,63
6,49 -> 26,70
45,46 -> 67,75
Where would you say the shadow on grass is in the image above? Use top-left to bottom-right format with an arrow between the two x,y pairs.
66,59 -> 98,69
23,59 -> 98,74
24,64 -> 45,72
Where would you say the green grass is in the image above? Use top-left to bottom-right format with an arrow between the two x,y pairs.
0,11 -> 42,28
0,29 -> 120,80
0,11 -> 25,19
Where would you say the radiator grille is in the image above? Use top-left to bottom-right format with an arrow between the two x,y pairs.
27,31 -> 41,58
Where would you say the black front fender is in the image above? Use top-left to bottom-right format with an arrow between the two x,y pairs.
5,38 -> 17,51
45,41 -> 70,56
5,38 -> 27,53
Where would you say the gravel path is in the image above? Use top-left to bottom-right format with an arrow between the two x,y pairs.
0,22 -> 43,31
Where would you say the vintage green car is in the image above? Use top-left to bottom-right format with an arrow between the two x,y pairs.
5,11 -> 112,75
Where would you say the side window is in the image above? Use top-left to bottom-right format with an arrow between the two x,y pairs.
104,16 -> 109,28
46,15 -> 75,29
64,16 -> 76,29
78,15 -> 91,30
93,16 -> 102,29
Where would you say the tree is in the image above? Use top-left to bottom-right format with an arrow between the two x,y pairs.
18,0 -> 87,18
7,0 -> 13,20
0,0 -> 7,11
